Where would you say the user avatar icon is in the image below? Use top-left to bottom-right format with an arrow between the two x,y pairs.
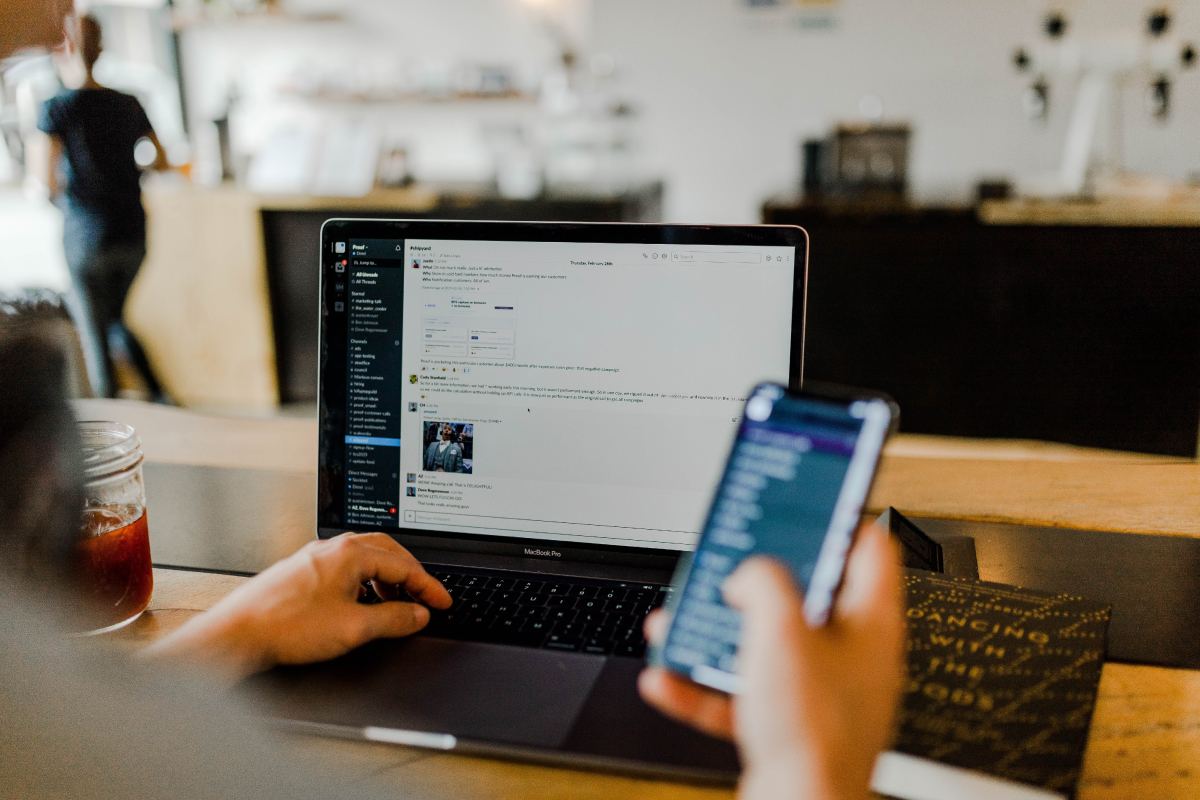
407,473 -> 416,483
409,375 -> 418,384
406,487 -> 417,497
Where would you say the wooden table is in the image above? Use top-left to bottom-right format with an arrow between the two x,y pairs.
77,398 -> 1200,799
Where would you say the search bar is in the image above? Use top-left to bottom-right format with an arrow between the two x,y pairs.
669,251 -> 763,264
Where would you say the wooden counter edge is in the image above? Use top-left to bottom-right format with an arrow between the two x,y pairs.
979,197 -> 1200,227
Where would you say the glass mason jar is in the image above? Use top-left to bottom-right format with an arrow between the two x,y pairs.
76,421 -> 153,633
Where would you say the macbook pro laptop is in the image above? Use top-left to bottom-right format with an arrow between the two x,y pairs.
243,219 -> 808,782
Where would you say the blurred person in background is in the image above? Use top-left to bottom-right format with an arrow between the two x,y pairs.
0,4 -> 905,800
38,13 -> 169,400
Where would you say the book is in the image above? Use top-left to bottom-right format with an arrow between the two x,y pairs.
871,570 -> 1111,800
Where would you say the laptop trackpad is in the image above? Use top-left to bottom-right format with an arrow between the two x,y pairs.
241,637 -> 607,749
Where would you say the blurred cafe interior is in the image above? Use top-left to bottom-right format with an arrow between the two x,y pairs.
5,0 -> 1200,455
10,1 -> 1200,797
9,0 -> 1200,796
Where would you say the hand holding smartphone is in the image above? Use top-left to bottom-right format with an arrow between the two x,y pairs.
649,382 -> 897,694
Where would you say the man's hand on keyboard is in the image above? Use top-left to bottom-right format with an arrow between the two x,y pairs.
637,524 -> 905,800
142,533 -> 451,683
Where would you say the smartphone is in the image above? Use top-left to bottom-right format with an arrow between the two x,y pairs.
650,381 -> 897,694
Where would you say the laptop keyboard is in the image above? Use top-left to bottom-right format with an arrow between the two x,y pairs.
412,567 -> 671,657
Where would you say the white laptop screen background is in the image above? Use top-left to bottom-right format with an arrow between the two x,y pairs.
397,239 -> 795,551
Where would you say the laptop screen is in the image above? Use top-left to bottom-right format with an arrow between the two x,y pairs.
318,222 -> 805,561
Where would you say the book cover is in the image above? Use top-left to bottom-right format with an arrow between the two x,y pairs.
886,571 -> 1111,799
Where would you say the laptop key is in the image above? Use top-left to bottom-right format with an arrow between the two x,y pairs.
460,575 -> 488,589
519,605 -> 547,619
544,583 -> 570,596
460,614 -> 496,637
520,593 -> 548,607
613,640 -> 646,658
554,621 -> 584,638
583,637 -> 614,655
589,624 -> 616,641
615,625 -> 640,642
463,588 -> 492,601
488,578 -> 517,591
463,599 -> 492,612
545,634 -> 583,652
489,616 -> 522,634
547,608 -> 577,623
569,585 -> 598,599
433,572 -> 460,587
516,580 -> 544,593
607,600 -> 635,616
440,608 -> 471,628
545,595 -> 571,608
625,602 -> 648,619
575,598 -> 605,612
519,619 -> 554,646
578,610 -> 608,625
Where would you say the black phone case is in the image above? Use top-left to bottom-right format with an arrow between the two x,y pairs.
647,381 -> 898,687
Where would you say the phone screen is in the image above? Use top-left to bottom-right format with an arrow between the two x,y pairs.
654,383 -> 893,694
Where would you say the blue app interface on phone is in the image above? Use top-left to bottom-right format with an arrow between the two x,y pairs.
662,387 -> 870,690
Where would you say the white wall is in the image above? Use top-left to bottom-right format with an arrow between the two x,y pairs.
180,0 -> 1200,221
179,0 -> 590,184
591,0 -> 1200,222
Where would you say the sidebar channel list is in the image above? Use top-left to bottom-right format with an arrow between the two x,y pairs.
345,241 -> 404,527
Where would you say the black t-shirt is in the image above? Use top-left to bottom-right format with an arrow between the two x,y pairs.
39,88 -> 153,243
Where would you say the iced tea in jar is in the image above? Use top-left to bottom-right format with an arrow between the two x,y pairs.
76,421 -> 153,633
